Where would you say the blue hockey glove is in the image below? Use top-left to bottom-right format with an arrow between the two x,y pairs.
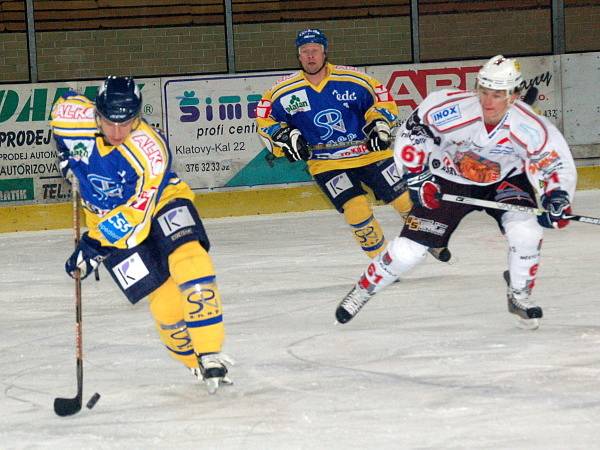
65,233 -> 111,280
404,169 -> 441,209
363,119 -> 391,151
537,190 -> 571,229
271,127 -> 311,162
54,140 -> 75,183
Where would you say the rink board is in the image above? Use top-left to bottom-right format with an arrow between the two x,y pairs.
1,165 -> 599,233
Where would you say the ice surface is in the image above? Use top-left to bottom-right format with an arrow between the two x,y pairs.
2,190 -> 600,449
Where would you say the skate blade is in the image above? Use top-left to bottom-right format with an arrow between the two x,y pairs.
205,378 -> 220,395
204,376 -> 233,394
516,317 -> 539,330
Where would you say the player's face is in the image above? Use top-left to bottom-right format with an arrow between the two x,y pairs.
98,116 -> 136,146
478,87 -> 518,125
298,43 -> 327,75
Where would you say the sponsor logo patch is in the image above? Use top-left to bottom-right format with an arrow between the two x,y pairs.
99,212 -> 132,243
158,206 -> 195,236
405,215 -> 448,236
325,173 -> 353,198
281,90 -> 311,114
112,252 -> 150,289
381,163 -> 401,186
430,105 -> 461,126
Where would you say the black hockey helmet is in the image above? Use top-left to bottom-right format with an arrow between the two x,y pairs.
95,76 -> 142,123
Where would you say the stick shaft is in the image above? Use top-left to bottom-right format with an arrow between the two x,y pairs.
442,193 -> 600,226
73,179 -> 83,399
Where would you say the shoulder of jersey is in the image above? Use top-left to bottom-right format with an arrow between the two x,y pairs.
51,95 -> 97,136
509,100 -> 549,154
267,71 -> 306,98
331,64 -> 363,74
421,89 -> 478,131
272,70 -> 303,88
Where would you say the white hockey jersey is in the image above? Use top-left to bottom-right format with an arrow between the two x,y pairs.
393,89 -> 577,200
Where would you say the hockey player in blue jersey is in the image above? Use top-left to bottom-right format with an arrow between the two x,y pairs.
51,76 -> 232,394
256,28 -> 450,262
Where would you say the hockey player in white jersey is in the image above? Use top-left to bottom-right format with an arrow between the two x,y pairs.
336,55 -> 577,329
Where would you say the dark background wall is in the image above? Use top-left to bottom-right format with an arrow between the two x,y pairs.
0,0 -> 598,82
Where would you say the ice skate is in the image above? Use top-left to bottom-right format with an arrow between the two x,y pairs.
192,353 -> 234,394
503,271 -> 542,330
428,247 -> 452,263
336,284 -> 373,324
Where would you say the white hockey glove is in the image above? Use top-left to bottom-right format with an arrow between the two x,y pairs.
271,127 -> 311,162
363,119 -> 391,152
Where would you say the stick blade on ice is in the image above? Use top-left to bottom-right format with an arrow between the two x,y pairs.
54,396 -> 82,417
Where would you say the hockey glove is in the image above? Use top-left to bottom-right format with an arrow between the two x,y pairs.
55,141 -> 75,183
65,232 -> 111,280
404,169 -> 441,209
271,127 -> 311,162
363,119 -> 391,152
537,189 -> 571,229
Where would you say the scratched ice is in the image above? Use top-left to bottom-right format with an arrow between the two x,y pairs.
2,190 -> 600,449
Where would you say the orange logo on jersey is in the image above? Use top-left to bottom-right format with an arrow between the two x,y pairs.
455,151 -> 501,183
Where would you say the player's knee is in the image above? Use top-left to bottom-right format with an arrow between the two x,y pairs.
168,241 -> 216,285
148,278 -> 182,322
504,215 -> 543,247
387,236 -> 428,271
390,191 -> 412,215
343,196 -> 386,257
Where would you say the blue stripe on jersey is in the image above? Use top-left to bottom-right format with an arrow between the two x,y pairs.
179,276 -> 216,291
186,315 -> 223,328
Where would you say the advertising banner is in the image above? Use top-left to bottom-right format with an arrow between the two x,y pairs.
0,79 -> 162,205
1,53 -> 598,207
367,55 -> 562,128
162,72 -> 313,192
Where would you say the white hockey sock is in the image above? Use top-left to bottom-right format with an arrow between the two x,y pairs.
359,237 -> 428,295
503,214 -> 543,295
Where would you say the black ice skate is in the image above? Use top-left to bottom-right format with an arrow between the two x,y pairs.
428,247 -> 452,263
336,284 -> 373,324
192,353 -> 234,394
503,271 -> 542,330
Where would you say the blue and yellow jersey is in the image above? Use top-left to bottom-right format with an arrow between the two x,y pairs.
256,63 -> 399,175
50,94 -> 194,249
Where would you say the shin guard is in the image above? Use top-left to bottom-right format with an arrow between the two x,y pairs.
169,242 -> 225,356
343,195 -> 386,258
503,215 -> 543,293
148,278 -> 197,368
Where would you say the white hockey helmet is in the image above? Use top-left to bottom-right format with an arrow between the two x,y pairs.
476,55 -> 523,92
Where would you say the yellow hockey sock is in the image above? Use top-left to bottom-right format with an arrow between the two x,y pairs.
343,195 -> 386,258
390,191 -> 412,218
169,241 -> 225,355
148,277 -> 197,368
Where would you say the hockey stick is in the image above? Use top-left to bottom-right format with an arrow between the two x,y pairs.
442,194 -> 600,226
264,139 -> 367,166
54,179 -> 84,416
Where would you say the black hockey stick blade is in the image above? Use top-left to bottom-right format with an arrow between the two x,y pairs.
54,395 -> 82,416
